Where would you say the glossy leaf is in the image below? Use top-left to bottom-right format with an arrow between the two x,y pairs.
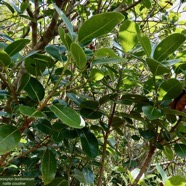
137,34 -> 151,57
146,58 -> 170,76
78,12 -> 124,44
0,125 -> 21,155
45,45 -> 63,61
49,104 -> 85,128
174,144 -> 186,158
80,108 -> 102,119
5,39 -> 30,56
80,100 -> 99,110
119,20 -> 140,52
158,79 -> 182,100
79,128 -> 99,158
19,105 -> 46,118
0,49 -> 11,66
70,42 -> 87,69
142,105 -> 162,120
24,77 -> 45,101
41,149 -> 57,185
153,33 -> 185,61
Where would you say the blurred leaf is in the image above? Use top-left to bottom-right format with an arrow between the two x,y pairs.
41,149 -> 56,185
80,100 -> 99,110
70,42 -> 87,69
165,175 -> 186,186
163,146 -> 174,160
78,128 -> 99,158
46,178 -> 68,186
119,20 -> 140,52
53,4 -> 74,37
146,58 -> 170,76
49,104 -> 85,128
19,105 -> 46,118
5,39 -> 30,57
92,58 -> 123,65
142,105 -> 162,120
45,45 -> 64,61
24,77 -> 45,101
0,125 -> 21,155
174,144 -> 186,158
158,79 -> 182,100
0,49 -> 11,66
35,119 -> 52,135
139,129 -> 155,140
78,12 -> 124,44
90,69 -> 104,81
156,164 -> 168,184
153,33 -> 185,61
80,108 -> 102,119
142,0 -> 151,8
137,34 -> 151,57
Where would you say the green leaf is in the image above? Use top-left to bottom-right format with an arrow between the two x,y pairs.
80,100 -> 99,110
78,12 -> 124,44
158,79 -> 182,100
19,105 -> 46,118
174,143 -> 186,158
0,49 -> 11,66
53,3 -> 73,37
137,34 -> 151,57
45,45 -> 63,61
41,149 -> 57,185
1,2 -> 15,13
163,146 -> 174,160
142,105 -> 162,120
92,58 -> 124,65
70,42 -> 87,69
139,129 -> 155,139
58,26 -> 70,50
119,20 -> 140,52
95,48 -> 120,58
5,39 -> 30,57
46,179 -> 68,186
24,77 -> 45,101
90,69 -> 104,81
146,58 -> 170,76
156,164 -> 168,184
153,33 -> 185,61
49,104 -> 85,128
35,119 -> 52,135
17,73 -> 30,92
78,128 -> 99,158
25,57 -> 47,76
165,175 -> 186,186
0,125 -> 21,155
142,0 -> 151,8
80,108 -> 102,119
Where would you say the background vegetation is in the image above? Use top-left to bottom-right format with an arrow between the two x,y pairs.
0,0 -> 186,185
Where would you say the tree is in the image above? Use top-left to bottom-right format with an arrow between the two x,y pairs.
0,0 -> 186,185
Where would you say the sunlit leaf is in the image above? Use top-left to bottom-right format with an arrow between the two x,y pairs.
0,49 -> 11,66
153,33 -> 185,61
119,20 -> 140,52
78,12 -> 124,44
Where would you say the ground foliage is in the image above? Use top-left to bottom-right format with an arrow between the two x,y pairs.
0,0 -> 186,185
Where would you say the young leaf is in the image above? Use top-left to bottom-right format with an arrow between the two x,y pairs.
78,128 -> 99,158
0,49 -> 11,66
5,39 -> 30,57
174,144 -> 186,158
24,77 -> 45,101
165,175 -> 186,186
119,20 -> 140,52
137,34 -> 151,57
90,69 -> 104,81
153,33 -> 185,61
0,125 -> 21,155
41,149 -> 57,185
146,57 -> 170,76
78,12 -> 124,44
142,105 -> 162,120
49,104 -> 85,128
70,42 -> 87,69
